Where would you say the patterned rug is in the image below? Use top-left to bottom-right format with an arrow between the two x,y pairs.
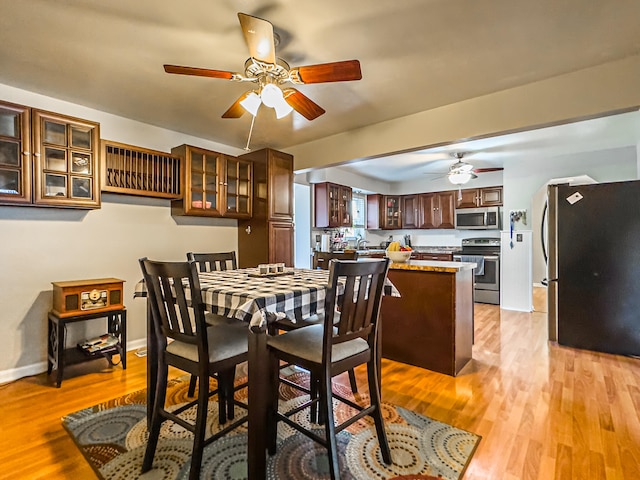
62,371 -> 480,480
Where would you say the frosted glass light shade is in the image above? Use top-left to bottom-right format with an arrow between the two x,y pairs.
240,92 -> 261,116
260,84 -> 282,108
448,172 -> 473,185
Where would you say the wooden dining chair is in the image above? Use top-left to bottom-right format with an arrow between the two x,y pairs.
266,258 -> 392,480
312,250 -> 357,270
187,251 -> 237,272
186,251 -> 244,396
139,258 -> 248,480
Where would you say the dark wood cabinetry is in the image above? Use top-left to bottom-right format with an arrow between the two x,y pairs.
456,186 -> 503,208
0,102 -> 101,208
419,191 -> 455,229
382,195 -> 402,229
237,148 -> 293,267
402,195 -> 420,229
414,252 -> 453,261
314,182 -> 352,228
366,193 -> 402,229
171,144 -> 252,218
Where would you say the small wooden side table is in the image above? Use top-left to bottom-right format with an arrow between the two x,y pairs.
47,308 -> 127,387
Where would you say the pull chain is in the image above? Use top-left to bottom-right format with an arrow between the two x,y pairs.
244,114 -> 256,151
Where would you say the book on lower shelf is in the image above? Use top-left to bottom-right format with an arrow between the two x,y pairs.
78,333 -> 119,355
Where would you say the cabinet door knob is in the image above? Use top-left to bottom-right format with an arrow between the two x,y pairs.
23,151 -> 30,155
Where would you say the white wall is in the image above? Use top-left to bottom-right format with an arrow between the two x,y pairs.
293,183 -> 311,268
0,83 -> 245,381
504,146 -> 638,292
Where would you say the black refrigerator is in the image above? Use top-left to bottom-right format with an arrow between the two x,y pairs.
546,180 -> 640,357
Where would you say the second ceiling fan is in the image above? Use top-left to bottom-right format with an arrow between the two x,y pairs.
163,13 -> 362,121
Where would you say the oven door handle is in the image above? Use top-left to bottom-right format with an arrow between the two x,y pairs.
453,255 -> 499,260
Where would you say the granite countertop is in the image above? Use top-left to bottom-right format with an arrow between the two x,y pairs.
388,259 -> 476,273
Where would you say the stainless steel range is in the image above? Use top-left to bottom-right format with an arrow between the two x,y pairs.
454,237 -> 501,305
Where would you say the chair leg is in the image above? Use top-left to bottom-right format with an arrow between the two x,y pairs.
226,366 -> 237,421
187,374 -> 197,397
320,371 -> 340,480
310,372 -> 320,424
217,372 -> 228,425
189,371 -> 210,480
367,360 -> 392,464
347,368 -> 358,394
142,362 -> 168,473
267,353 -> 280,456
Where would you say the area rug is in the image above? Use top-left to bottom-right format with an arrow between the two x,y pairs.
62,371 -> 480,480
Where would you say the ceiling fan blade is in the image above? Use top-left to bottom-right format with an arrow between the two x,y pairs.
474,167 -> 504,173
221,92 -> 251,118
164,64 -> 234,80
283,89 -> 325,120
290,60 -> 362,84
238,13 -> 276,64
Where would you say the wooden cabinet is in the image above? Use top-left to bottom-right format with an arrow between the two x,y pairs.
366,194 -> 382,229
419,191 -> 455,229
456,186 -> 503,208
415,252 -> 453,261
101,140 -> 181,199
402,195 -> 420,229
33,110 -> 101,208
171,144 -> 252,218
0,101 -> 31,205
0,102 -> 101,208
382,195 -> 402,229
314,182 -> 352,228
237,148 -> 294,267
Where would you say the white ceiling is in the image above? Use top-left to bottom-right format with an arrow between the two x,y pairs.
334,110 -> 640,182
0,0 -> 639,169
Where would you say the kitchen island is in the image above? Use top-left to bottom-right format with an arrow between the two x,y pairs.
381,259 -> 476,376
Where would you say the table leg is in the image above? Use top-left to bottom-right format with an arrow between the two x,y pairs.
248,328 -> 268,479
56,316 -> 65,388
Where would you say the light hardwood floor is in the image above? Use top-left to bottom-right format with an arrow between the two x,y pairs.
1,290 -> 639,479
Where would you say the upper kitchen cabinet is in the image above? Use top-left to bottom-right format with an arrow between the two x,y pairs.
402,195 -> 420,229
456,186 -> 503,209
314,182 -> 352,228
420,191 -> 455,229
0,101 -> 31,205
170,144 -> 252,218
366,194 -> 402,229
1,102 -> 101,209
237,148 -> 294,267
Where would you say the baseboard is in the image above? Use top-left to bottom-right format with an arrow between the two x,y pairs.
533,282 -> 547,288
0,361 -> 48,385
0,339 -> 147,385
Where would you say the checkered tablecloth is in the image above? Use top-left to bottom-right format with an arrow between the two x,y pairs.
135,267 -> 334,328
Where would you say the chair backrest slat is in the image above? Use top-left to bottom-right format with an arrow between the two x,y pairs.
187,252 -> 237,272
313,251 -> 358,270
323,259 -> 390,355
140,258 -> 207,349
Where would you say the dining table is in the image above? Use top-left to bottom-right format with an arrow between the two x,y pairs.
135,266 -> 351,479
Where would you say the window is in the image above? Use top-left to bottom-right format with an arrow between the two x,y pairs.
352,192 -> 366,228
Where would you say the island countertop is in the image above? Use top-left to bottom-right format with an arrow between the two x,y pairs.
388,259 -> 476,273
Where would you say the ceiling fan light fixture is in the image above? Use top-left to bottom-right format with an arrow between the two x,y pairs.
273,98 -> 293,119
239,91 -> 261,116
260,83 -> 293,118
448,171 -> 473,185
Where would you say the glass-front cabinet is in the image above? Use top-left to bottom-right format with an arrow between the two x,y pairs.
0,103 -> 100,208
0,101 -> 31,205
171,144 -> 252,218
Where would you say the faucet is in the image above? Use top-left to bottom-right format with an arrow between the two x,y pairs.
356,238 -> 369,250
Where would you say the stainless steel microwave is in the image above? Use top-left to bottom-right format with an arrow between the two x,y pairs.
455,207 -> 501,230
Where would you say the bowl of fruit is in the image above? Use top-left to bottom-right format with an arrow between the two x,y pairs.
385,242 -> 412,263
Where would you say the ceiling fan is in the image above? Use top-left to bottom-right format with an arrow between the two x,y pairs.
427,153 -> 504,185
163,12 -> 362,121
